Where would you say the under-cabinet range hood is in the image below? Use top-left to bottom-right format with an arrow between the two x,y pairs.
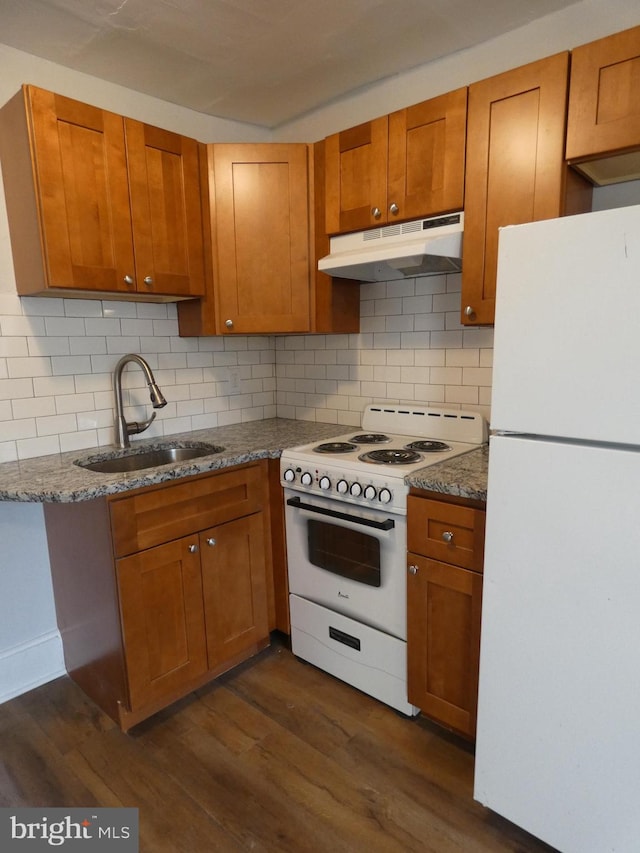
318,212 -> 463,282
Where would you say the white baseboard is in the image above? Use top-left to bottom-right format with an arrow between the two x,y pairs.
0,630 -> 66,705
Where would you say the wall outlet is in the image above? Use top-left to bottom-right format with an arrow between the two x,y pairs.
228,368 -> 241,394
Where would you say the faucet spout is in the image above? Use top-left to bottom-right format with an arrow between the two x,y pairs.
113,354 -> 167,448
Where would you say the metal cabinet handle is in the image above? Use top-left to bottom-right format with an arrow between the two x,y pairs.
206,537 -> 216,547
371,207 -> 382,219
143,276 -> 153,286
464,306 -> 475,318
225,319 -> 234,329
389,202 -> 399,215
408,564 -> 419,575
188,543 -> 198,553
442,531 -> 454,543
124,275 -> 134,285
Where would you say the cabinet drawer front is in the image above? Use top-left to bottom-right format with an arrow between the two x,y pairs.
110,463 -> 264,557
407,496 -> 485,572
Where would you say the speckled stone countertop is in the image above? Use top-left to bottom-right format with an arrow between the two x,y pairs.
406,445 -> 489,503
0,418 -> 350,503
0,418 -> 489,504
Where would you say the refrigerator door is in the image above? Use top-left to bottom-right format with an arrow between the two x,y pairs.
491,204 -> 640,444
475,434 -> 640,853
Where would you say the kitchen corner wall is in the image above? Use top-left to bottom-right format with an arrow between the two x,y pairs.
0,293 -> 277,463
0,272 -> 492,463
276,273 -> 492,426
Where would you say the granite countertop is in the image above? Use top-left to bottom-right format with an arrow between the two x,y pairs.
0,418 -> 350,503
0,418 -> 489,504
406,445 -> 489,503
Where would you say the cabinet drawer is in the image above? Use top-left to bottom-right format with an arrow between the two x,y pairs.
407,496 -> 485,572
110,463 -> 264,558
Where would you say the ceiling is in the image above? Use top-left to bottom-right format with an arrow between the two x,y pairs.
0,0 -> 581,128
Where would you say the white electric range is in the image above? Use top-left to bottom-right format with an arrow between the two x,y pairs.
280,403 -> 488,715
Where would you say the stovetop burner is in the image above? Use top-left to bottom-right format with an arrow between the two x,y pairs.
359,448 -> 424,465
314,441 -> 357,454
349,433 -> 390,444
405,439 -> 451,452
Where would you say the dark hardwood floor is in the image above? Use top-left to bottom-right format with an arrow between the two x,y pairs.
0,636 -> 555,852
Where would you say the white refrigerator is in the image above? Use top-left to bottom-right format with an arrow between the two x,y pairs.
474,204 -> 640,853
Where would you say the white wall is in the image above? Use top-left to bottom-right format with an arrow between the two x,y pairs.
1,0 -> 639,703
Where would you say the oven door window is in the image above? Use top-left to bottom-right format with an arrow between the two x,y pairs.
307,519 -> 381,587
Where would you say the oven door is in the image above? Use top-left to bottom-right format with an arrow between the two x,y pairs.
284,487 -> 407,640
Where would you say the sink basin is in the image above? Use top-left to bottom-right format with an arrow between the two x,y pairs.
76,442 -> 225,474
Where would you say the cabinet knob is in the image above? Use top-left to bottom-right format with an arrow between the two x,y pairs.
225,319 -> 234,329
188,543 -> 198,553
371,207 -> 382,219
206,537 -> 216,547
408,564 -> 419,575
143,276 -> 153,286
464,305 -> 475,318
389,202 -> 399,215
124,275 -> 134,285
442,531 -> 454,543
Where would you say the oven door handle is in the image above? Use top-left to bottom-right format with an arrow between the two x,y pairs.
286,496 -> 395,530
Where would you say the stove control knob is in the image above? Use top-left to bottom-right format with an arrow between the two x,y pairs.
319,476 -> 331,490
337,479 -> 349,494
283,468 -> 296,483
364,485 -> 377,500
379,487 -> 392,504
300,471 -> 313,486
350,482 -> 362,497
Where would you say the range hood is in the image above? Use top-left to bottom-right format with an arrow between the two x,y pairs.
319,212 -> 464,282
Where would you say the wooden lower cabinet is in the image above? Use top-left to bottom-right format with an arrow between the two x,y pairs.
200,513 -> 269,669
406,492 -> 485,740
407,552 -> 483,739
117,536 -> 208,711
44,463 -> 271,731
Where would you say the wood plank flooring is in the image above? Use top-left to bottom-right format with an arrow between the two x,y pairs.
0,635 -> 556,852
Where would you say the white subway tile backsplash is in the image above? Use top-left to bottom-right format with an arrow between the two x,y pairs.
12,397 -> 56,419
28,337 -> 71,357
17,435 -> 61,459
0,417 -> 36,441
0,337 -> 28,357
44,317 -> 86,336
0,269 -> 492,460
0,378 -> 34,400
7,357 -> 52,378
1,316 -> 46,337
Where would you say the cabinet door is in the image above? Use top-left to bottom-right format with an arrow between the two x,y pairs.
212,144 -> 311,333
201,513 -> 269,669
117,536 -> 208,711
24,85 -> 135,294
388,88 -> 467,223
125,119 -> 206,297
566,25 -> 640,166
407,552 -> 482,739
325,116 -> 388,234
462,53 -> 571,325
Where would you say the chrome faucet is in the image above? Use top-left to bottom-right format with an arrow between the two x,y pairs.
113,354 -> 167,448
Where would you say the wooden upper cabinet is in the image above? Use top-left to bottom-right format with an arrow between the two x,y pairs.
124,119 -> 206,298
325,88 -> 467,235
0,85 -> 205,300
177,140 -> 360,337
462,53 -> 592,326
566,24 -> 640,184
211,143 -> 311,334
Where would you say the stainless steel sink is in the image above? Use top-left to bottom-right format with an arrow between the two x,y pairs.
76,442 -> 225,474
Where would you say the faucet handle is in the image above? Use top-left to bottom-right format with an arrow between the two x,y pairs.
127,411 -> 157,436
